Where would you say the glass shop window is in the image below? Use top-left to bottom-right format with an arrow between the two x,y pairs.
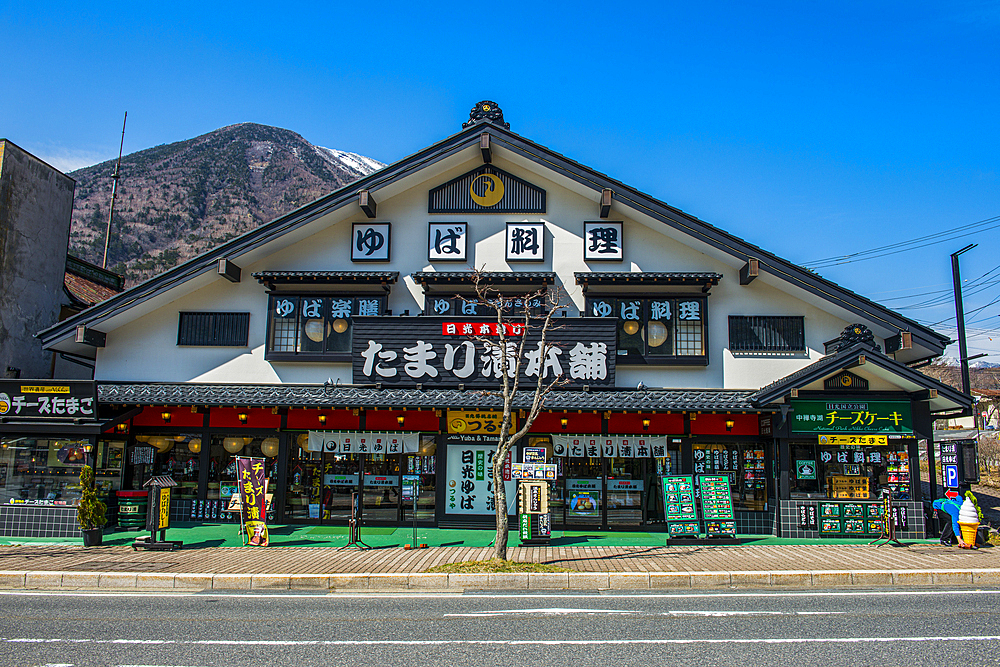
266,294 -> 385,359
136,434 -> 202,500
207,435 -> 279,503
790,444 -> 909,501
586,296 -> 707,364
693,443 -> 768,511
0,437 -> 91,506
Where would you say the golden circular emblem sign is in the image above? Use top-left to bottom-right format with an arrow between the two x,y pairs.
840,375 -> 852,386
449,418 -> 468,432
469,174 -> 504,207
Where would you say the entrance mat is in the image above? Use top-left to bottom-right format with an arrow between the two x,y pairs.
306,526 -> 398,536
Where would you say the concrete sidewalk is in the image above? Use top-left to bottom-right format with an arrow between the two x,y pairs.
1,541 -> 997,591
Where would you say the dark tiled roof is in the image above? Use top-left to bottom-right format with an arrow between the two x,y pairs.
411,272 -> 556,285
575,272 -> 722,287
99,383 -> 758,412
64,272 -> 122,308
252,271 -> 399,287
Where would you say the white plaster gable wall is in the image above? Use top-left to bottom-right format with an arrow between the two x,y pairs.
94,151 -> 876,389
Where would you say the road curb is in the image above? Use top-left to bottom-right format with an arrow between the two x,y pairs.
2,568 -> 1000,591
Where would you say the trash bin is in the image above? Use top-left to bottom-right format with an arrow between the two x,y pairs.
117,489 -> 148,530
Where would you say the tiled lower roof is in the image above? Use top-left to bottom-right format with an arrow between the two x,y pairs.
99,383 -> 759,412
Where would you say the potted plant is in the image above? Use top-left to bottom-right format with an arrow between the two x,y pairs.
77,465 -> 107,546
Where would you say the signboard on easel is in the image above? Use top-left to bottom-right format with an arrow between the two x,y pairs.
662,475 -> 698,537
698,475 -> 736,537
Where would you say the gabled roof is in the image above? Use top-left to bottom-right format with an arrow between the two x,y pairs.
751,341 -> 971,416
37,118 -> 951,360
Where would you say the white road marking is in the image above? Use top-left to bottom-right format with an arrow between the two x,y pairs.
5,636 -> 1000,646
446,608 -> 845,617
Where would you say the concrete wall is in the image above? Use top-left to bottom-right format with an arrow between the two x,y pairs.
0,141 -> 75,379
93,152 -> 865,389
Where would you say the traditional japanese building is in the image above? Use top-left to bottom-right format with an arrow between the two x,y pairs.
1,102 -> 971,539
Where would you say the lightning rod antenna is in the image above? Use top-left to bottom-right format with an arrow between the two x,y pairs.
102,111 -> 127,269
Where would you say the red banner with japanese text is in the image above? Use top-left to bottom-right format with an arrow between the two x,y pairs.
237,457 -> 269,546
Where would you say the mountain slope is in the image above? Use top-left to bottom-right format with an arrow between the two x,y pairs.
68,123 -> 383,285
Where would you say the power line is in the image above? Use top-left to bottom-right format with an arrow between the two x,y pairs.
803,214 -> 1000,269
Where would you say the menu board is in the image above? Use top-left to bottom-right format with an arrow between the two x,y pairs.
817,501 -> 885,535
662,475 -> 699,537
827,476 -> 871,500
698,475 -> 735,520
705,520 -> 736,536
662,476 -> 697,522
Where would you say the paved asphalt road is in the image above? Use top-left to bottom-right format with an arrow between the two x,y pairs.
1,588 -> 999,666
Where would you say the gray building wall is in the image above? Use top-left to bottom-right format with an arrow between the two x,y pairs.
0,140 -> 76,379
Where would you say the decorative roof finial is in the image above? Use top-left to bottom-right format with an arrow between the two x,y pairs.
837,323 -> 882,353
464,101 -> 509,129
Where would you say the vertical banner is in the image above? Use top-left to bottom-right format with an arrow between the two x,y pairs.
237,457 -> 269,546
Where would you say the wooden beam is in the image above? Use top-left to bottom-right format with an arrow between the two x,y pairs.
911,389 -> 938,401
217,258 -> 241,283
739,258 -> 759,285
74,325 -> 106,348
359,190 -> 377,219
600,188 -> 613,218
480,133 -> 492,163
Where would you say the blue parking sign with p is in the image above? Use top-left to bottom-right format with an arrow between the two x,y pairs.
944,464 -> 959,489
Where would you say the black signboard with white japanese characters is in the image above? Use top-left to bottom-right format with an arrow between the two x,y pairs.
428,222 -> 468,262
351,222 -> 391,262
583,221 -> 623,261
798,504 -> 818,530
0,381 -> 97,420
352,317 -> 616,388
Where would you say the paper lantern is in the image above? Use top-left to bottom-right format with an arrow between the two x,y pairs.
261,437 -> 279,458
296,433 -> 309,449
150,437 -> 173,453
623,320 -> 640,335
223,437 -> 245,454
188,438 -> 202,454
647,320 -> 668,348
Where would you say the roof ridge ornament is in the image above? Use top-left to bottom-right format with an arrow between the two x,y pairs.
837,323 -> 882,354
464,101 -> 509,129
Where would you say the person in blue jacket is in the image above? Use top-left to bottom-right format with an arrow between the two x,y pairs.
932,497 -> 964,546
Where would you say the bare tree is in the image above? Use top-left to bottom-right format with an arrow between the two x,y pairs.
465,271 -> 567,560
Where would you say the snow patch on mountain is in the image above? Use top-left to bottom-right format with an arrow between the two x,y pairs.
315,146 -> 384,177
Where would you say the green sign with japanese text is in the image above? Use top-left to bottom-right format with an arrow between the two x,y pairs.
790,400 -> 911,434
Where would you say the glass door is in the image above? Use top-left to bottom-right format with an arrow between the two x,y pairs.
323,453 -> 360,522
607,458 -> 644,527
362,454 -> 400,522
561,458 -> 603,527
403,435 -> 437,523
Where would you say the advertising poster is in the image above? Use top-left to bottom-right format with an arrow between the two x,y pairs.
237,457 -> 269,546
445,444 -> 516,515
569,490 -> 600,516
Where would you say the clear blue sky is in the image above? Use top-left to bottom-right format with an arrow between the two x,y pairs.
3,1 -> 998,362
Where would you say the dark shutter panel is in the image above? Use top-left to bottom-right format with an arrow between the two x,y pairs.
728,316 -> 805,352
177,312 -> 250,346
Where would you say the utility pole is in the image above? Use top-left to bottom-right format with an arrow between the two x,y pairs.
102,112 -> 127,269
950,243 -> 976,396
